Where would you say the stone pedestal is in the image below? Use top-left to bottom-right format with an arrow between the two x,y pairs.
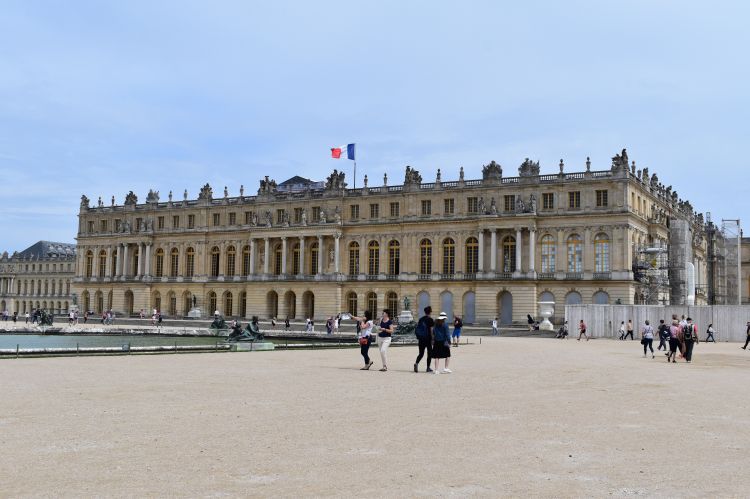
398,310 -> 414,323
187,308 -> 202,319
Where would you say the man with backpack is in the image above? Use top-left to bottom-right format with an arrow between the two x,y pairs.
452,315 -> 463,347
657,319 -> 670,352
682,317 -> 699,363
414,306 -> 434,373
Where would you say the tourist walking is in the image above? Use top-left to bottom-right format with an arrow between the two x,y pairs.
577,319 -> 589,341
624,320 -> 634,340
414,306 -> 434,373
742,322 -> 750,350
618,321 -> 626,340
656,319 -> 669,351
491,317 -> 498,336
27,312 -> 31,324
352,310 -> 374,370
326,316 -> 333,335
452,315 -> 463,347
376,309 -> 395,371
705,324 -> 716,343
284,317 -> 289,331
333,314 -> 340,334
641,320 -> 655,358
527,314 -> 534,331
432,312 -> 452,373
682,317 -> 699,363
667,318 -> 681,363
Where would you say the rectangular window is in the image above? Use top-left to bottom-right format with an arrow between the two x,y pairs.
568,191 -> 581,209
293,207 -> 303,223
596,190 -> 608,207
188,214 -> 195,229
87,221 -> 95,233
212,213 -> 221,226
444,198 -> 455,215
172,215 -> 180,229
542,193 -> 554,210
389,202 -> 400,217
277,209 -> 286,224
100,220 -> 108,232
350,204 -> 360,220
244,211 -> 253,224
135,218 -> 142,232
467,197 -> 478,214
504,195 -> 515,212
114,219 -> 121,232
312,207 -> 321,222
157,216 -> 165,229
369,203 -> 379,219
421,200 -> 431,216
229,212 -> 237,225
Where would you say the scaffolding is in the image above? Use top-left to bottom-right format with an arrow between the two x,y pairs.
633,243 -> 670,305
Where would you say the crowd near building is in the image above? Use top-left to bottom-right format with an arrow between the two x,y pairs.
65,149 -> 742,324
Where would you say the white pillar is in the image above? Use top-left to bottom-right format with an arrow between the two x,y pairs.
490,230 -> 497,272
249,239 -> 255,275
317,236 -> 324,275
299,236 -> 306,275
281,237 -> 287,275
478,230 -> 484,272
334,234 -> 341,274
529,229 -> 536,273
144,243 -> 152,277
515,228 -> 523,272
263,238 -> 270,274
122,244 -> 129,278
115,245 -> 122,277
136,243 -> 143,277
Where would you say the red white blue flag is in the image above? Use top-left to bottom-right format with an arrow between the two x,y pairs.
331,143 -> 355,160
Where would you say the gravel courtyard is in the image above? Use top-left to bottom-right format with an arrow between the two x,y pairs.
2,337 -> 749,497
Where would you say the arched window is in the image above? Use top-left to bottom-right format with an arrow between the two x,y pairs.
210,246 -> 220,277
110,250 -> 117,278
242,245 -> 251,276
347,292 -> 358,315
98,250 -> 107,277
388,240 -> 400,275
465,237 -> 478,274
153,291 -> 161,312
368,241 -> 379,275
540,235 -> 555,273
502,236 -> 516,272
170,248 -> 179,277
226,245 -> 236,277
420,239 -> 432,275
442,238 -> 455,275
565,291 -> 582,305
593,290 -> 609,304
348,242 -> 360,275
85,251 -> 94,278
310,242 -> 320,275
387,291 -> 399,316
594,233 -> 610,272
155,248 -> 165,277
224,292 -> 233,316
366,292 -> 378,315
168,292 -> 177,316
208,291 -> 217,314
185,247 -> 195,277
567,235 -> 583,272
274,245 -> 282,275
51,281 -> 56,295
239,291 -> 247,317
292,243 -> 300,275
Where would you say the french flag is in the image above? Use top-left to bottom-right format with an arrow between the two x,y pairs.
331,143 -> 355,160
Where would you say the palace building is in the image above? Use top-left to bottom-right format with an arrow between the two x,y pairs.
0,241 -> 77,316
72,149 -> 712,324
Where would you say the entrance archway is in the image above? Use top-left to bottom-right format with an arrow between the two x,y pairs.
498,291 -> 513,325
303,291 -> 314,319
285,291 -> 296,319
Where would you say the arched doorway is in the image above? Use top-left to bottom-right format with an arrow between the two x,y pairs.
498,291 -> 513,325
565,291 -> 583,305
284,291 -> 296,319
167,291 -> 177,317
593,291 -> 609,304
95,291 -> 104,314
417,291 -> 430,318
440,291 -> 454,322
303,291 -> 314,319
182,291 -> 193,316
124,290 -> 134,316
267,291 -> 278,319
81,291 -> 90,313
462,291 -> 475,324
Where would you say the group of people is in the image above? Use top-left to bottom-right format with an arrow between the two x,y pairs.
2,310 -> 18,322
618,315 -> 703,363
353,306 -> 461,374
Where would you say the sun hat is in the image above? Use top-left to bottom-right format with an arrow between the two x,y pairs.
438,312 -> 448,319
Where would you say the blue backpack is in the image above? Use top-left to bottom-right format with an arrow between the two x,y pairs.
415,319 -> 428,339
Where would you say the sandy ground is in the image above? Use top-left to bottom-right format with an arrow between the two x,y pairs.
1,337 -> 750,498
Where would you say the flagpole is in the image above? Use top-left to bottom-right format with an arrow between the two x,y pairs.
353,161 -> 356,189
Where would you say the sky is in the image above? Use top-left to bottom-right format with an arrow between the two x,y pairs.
1,0 -> 748,252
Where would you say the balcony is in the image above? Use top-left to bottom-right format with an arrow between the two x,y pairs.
537,272 -> 556,280
593,272 -> 612,280
565,272 -> 583,280
417,274 -> 431,281
497,272 -> 513,280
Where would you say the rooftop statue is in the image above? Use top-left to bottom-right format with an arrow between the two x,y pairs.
518,158 -> 540,177
404,165 -> 422,184
80,195 -> 90,210
258,176 -> 278,195
482,160 -> 502,180
198,183 -> 213,201
325,169 -> 347,190
146,189 -> 160,203
611,148 -> 629,172
124,191 -> 138,205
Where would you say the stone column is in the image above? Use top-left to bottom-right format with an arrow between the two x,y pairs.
477,230 -> 484,272
317,236 -> 324,275
144,243 -> 152,277
334,233 -> 341,274
490,229 -> 497,272
136,243 -> 143,277
529,228 -> 536,273
249,239 -> 256,275
115,244 -> 122,277
106,247 -> 113,278
515,228 -> 523,272
122,244 -> 129,278
299,236 -> 306,275
263,238 -> 270,275
281,237 -> 288,275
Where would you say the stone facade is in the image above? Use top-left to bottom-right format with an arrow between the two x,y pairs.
73,151 -> 710,324
0,241 -> 77,316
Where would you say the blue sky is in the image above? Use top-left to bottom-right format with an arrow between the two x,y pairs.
1,1 -> 747,252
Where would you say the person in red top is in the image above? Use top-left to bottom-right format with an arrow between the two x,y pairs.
577,319 -> 589,341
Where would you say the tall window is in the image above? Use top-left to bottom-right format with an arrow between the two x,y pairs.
224,292 -> 233,316
85,251 -> 93,278
369,203 -> 379,219
157,217 -> 164,229
465,237 -> 478,274
292,243 -> 300,275
542,193 -> 554,210
387,292 -> 399,316
172,215 -> 180,228
567,234 -> 583,272
228,212 -> 237,225
596,190 -> 608,207
210,246 -> 220,277
594,233 -> 610,272
239,291 -> 247,317
366,292 -> 377,315
467,197 -> 478,214
276,209 -> 286,224
212,213 -> 221,226
155,248 -> 165,277
569,191 -> 581,209
347,292 -> 358,315
185,247 -> 195,277
444,198 -> 454,215
389,202 -> 400,217
540,235 -> 556,272
442,238 -> 455,275
388,240 -> 400,275
368,241 -> 379,275
168,293 -> 177,316
187,214 -> 195,228
348,242 -> 360,275
170,248 -> 179,277
98,250 -> 107,277
310,242 -> 319,274
242,245 -> 251,276
350,205 -> 360,220
208,291 -> 217,314
421,200 -> 431,215
504,195 -> 515,212
274,245 -> 282,275
502,236 -> 516,272
293,208 -> 303,223
420,239 -> 432,274
312,207 -> 321,222
226,245 -> 236,277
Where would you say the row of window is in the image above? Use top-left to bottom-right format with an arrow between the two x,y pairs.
8,279 -> 72,296
85,190 -> 611,233
0,262 -> 73,273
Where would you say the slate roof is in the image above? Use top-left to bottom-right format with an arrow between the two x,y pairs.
16,241 -> 76,259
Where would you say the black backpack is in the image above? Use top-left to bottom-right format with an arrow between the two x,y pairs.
683,324 -> 695,341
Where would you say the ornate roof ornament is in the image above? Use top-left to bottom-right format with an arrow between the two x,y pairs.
482,160 -> 502,183
258,176 -> 277,196
146,189 -> 160,204
610,148 -> 629,176
518,158 -> 540,177
80,195 -> 90,211
198,183 -> 213,201
124,191 -> 138,205
325,169 -> 347,190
